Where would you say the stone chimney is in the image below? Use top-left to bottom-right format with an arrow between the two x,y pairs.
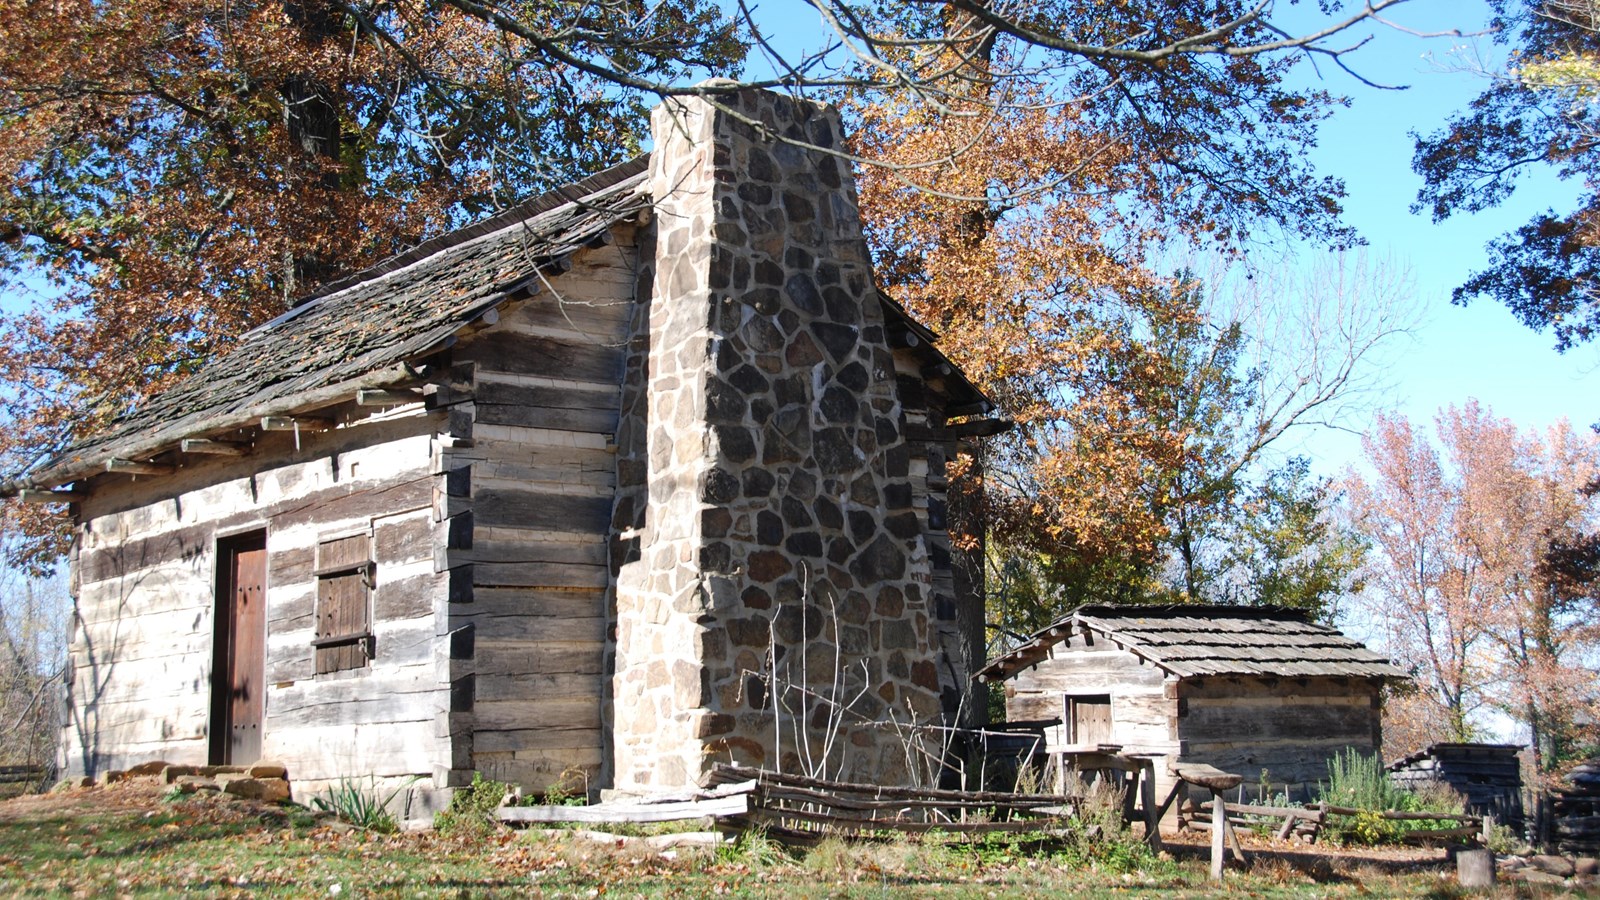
609,89 -> 943,792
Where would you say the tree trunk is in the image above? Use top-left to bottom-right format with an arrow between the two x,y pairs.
278,0 -> 347,300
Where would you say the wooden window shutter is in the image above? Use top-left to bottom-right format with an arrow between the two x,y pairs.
314,533 -> 373,674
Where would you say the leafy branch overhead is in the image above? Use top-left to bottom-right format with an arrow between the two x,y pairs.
1414,0 -> 1600,350
0,0 -> 1426,571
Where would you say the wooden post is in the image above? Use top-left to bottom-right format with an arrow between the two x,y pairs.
1457,848 -> 1495,889
1139,759 -> 1161,849
1480,813 -> 1496,846
1211,794 -> 1227,881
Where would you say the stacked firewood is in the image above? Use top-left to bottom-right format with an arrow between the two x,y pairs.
1551,758 -> 1600,854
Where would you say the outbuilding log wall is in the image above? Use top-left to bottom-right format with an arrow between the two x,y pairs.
1004,634 -> 1383,802
1177,674 -> 1383,798
65,408 -> 454,801
1003,632 -> 1178,796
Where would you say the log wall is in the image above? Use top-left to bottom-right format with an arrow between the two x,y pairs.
65,409 -> 454,797
1004,633 -> 1177,798
1003,635 -> 1383,803
893,353 -> 986,736
434,228 -> 640,794
1175,674 -> 1384,800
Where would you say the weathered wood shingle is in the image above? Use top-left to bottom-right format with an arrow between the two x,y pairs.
9,159 -> 651,492
977,604 -> 1408,682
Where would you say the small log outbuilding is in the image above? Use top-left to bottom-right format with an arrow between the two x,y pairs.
3,89 -> 998,818
977,605 -> 1408,803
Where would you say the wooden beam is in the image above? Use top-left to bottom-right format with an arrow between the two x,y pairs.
945,400 -> 995,418
180,438 -> 248,457
920,361 -> 953,379
355,388 -> 423,407
465,306 -> 500,332
260,415 -> 333,432
1211,795 -> 1227,881
16,489 -> 85,503
946,417 -> 1011,439
106,458 -> 174,476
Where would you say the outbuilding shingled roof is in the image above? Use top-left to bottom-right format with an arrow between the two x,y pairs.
975,604 -> 1408,682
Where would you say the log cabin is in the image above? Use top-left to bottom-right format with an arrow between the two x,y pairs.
1,89 -> 999,818
976,605 -> 1408,803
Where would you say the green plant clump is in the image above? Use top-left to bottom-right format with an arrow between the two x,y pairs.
1317,749 -> 1412,813
310,775 -> 414,833
434,772 -> 509,839
1316,750 -> 1467,845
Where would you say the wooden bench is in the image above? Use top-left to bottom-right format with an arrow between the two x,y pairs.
1162,763 -> 1244,881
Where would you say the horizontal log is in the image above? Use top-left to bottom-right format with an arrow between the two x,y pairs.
17,488 -> 85,503
106,458 -> 175,476
266,692 -> 442,731
475,644 -> 604,678
469,561 -> 608,590
472,726 -> 601,753
464,332 -> 625,384
1399,826 -> 1480,842
357,388 -> 424,406
467,587 -> 605,618
473,671 -> 603,703
437,538 -> 608,570
460,613 -> 605,644
1181,703 -> 1376,742
759,783 -> 1075,813
470,487 -> 613,534
473,698 -> 600,732
261,415 -> 334,432
180,438 -> 249,457
710,764 -> 1073,806
270,472 -> 433,531
1210,803 -> 1323,820
742,805 -> 1068,835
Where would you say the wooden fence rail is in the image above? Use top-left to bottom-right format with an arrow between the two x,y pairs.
1184,799 -> 1486,846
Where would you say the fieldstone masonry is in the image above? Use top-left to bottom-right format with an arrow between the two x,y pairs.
609,90 -> 946,791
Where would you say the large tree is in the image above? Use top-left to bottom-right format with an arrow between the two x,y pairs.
1414,0 -> 1600,351
851,76 -> 1407,629
1346,401 -> 1600,767
0,0 -> 742,569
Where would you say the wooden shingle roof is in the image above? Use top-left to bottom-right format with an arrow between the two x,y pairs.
976,604 -> 1408,683
4,148 -> 1002,497
3,158 -> 652,495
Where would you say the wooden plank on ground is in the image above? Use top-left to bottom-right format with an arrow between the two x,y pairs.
498,794 -> 750,824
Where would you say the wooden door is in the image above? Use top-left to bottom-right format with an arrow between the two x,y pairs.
1069,695 -> 1113,747
212,532 -> 266,765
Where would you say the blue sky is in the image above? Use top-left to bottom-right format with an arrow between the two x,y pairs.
1277,1 -> 1599,471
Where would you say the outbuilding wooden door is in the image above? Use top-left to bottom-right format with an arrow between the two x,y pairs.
1068,695 -> 1113,746
212,532 -> 266,765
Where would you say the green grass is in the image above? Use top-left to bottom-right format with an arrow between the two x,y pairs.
0,785 -> 1483,898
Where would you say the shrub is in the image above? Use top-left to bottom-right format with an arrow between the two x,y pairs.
433,772 -> 508,840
